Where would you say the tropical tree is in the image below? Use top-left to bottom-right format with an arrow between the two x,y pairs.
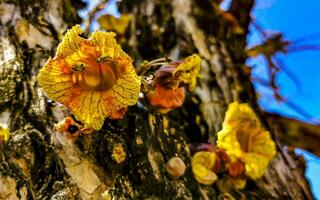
0,0 -> 317,199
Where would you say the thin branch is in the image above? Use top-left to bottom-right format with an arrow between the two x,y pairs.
266,112 -> 320,157
251,20 -> 268,39
84,0 -> 109,34
284,100 -> 320,124
291,32 -> 320,44
287,45 -> 320,52
273,57 -> 301,89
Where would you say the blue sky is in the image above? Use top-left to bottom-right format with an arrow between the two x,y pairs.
241,0 -> 320,198
81,0 -> 320,198
245,0 -> 320,124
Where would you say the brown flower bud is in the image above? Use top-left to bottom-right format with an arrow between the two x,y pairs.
165,156 -> 186,178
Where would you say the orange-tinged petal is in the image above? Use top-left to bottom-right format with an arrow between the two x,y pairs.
37,58 -> 74,103
194,145 -> 230,173
147,84 -> 185,112
109,107 -> 127,120
227,159 -> 246,177
146,54 -> 200,112
68,91 -> 109,129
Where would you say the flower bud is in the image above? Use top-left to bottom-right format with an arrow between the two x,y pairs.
165,156 -> 186,178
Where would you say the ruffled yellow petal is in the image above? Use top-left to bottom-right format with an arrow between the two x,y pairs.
174,54 -> 201,91
89,31 -> 118,59
112,65 -> 142,106
57,25 -> 84,59
217,102 -> 276,180
223,102 -> 260,127
37,25 -> 141,130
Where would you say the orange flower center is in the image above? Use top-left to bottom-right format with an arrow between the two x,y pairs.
236,124 -> 255,153
72,61 -> 117,91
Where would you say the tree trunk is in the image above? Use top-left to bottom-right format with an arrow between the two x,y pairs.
0,0 -> 314,199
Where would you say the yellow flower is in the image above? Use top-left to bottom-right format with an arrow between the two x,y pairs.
37,25 -> 141,130
217,102 -> 276,179
191,151 -> 218,185
98,14 -> 132,35
0,124 -> 10,143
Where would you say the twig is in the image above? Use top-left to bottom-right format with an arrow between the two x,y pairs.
84,0 -> 109,34
287,45 -> 320,52
291,32 -> 320,44
284,100 -> 320,124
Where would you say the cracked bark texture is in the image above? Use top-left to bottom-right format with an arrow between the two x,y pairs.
0,0 -> 315,199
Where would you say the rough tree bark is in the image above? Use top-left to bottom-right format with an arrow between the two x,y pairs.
0,0 -> 316,199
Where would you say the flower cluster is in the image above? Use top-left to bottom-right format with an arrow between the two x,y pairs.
191,102 -> 276,189
191,145 -> 240,186
37,25 -> 202,136
147,54 -> 201,113
37,25 -> 141,130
